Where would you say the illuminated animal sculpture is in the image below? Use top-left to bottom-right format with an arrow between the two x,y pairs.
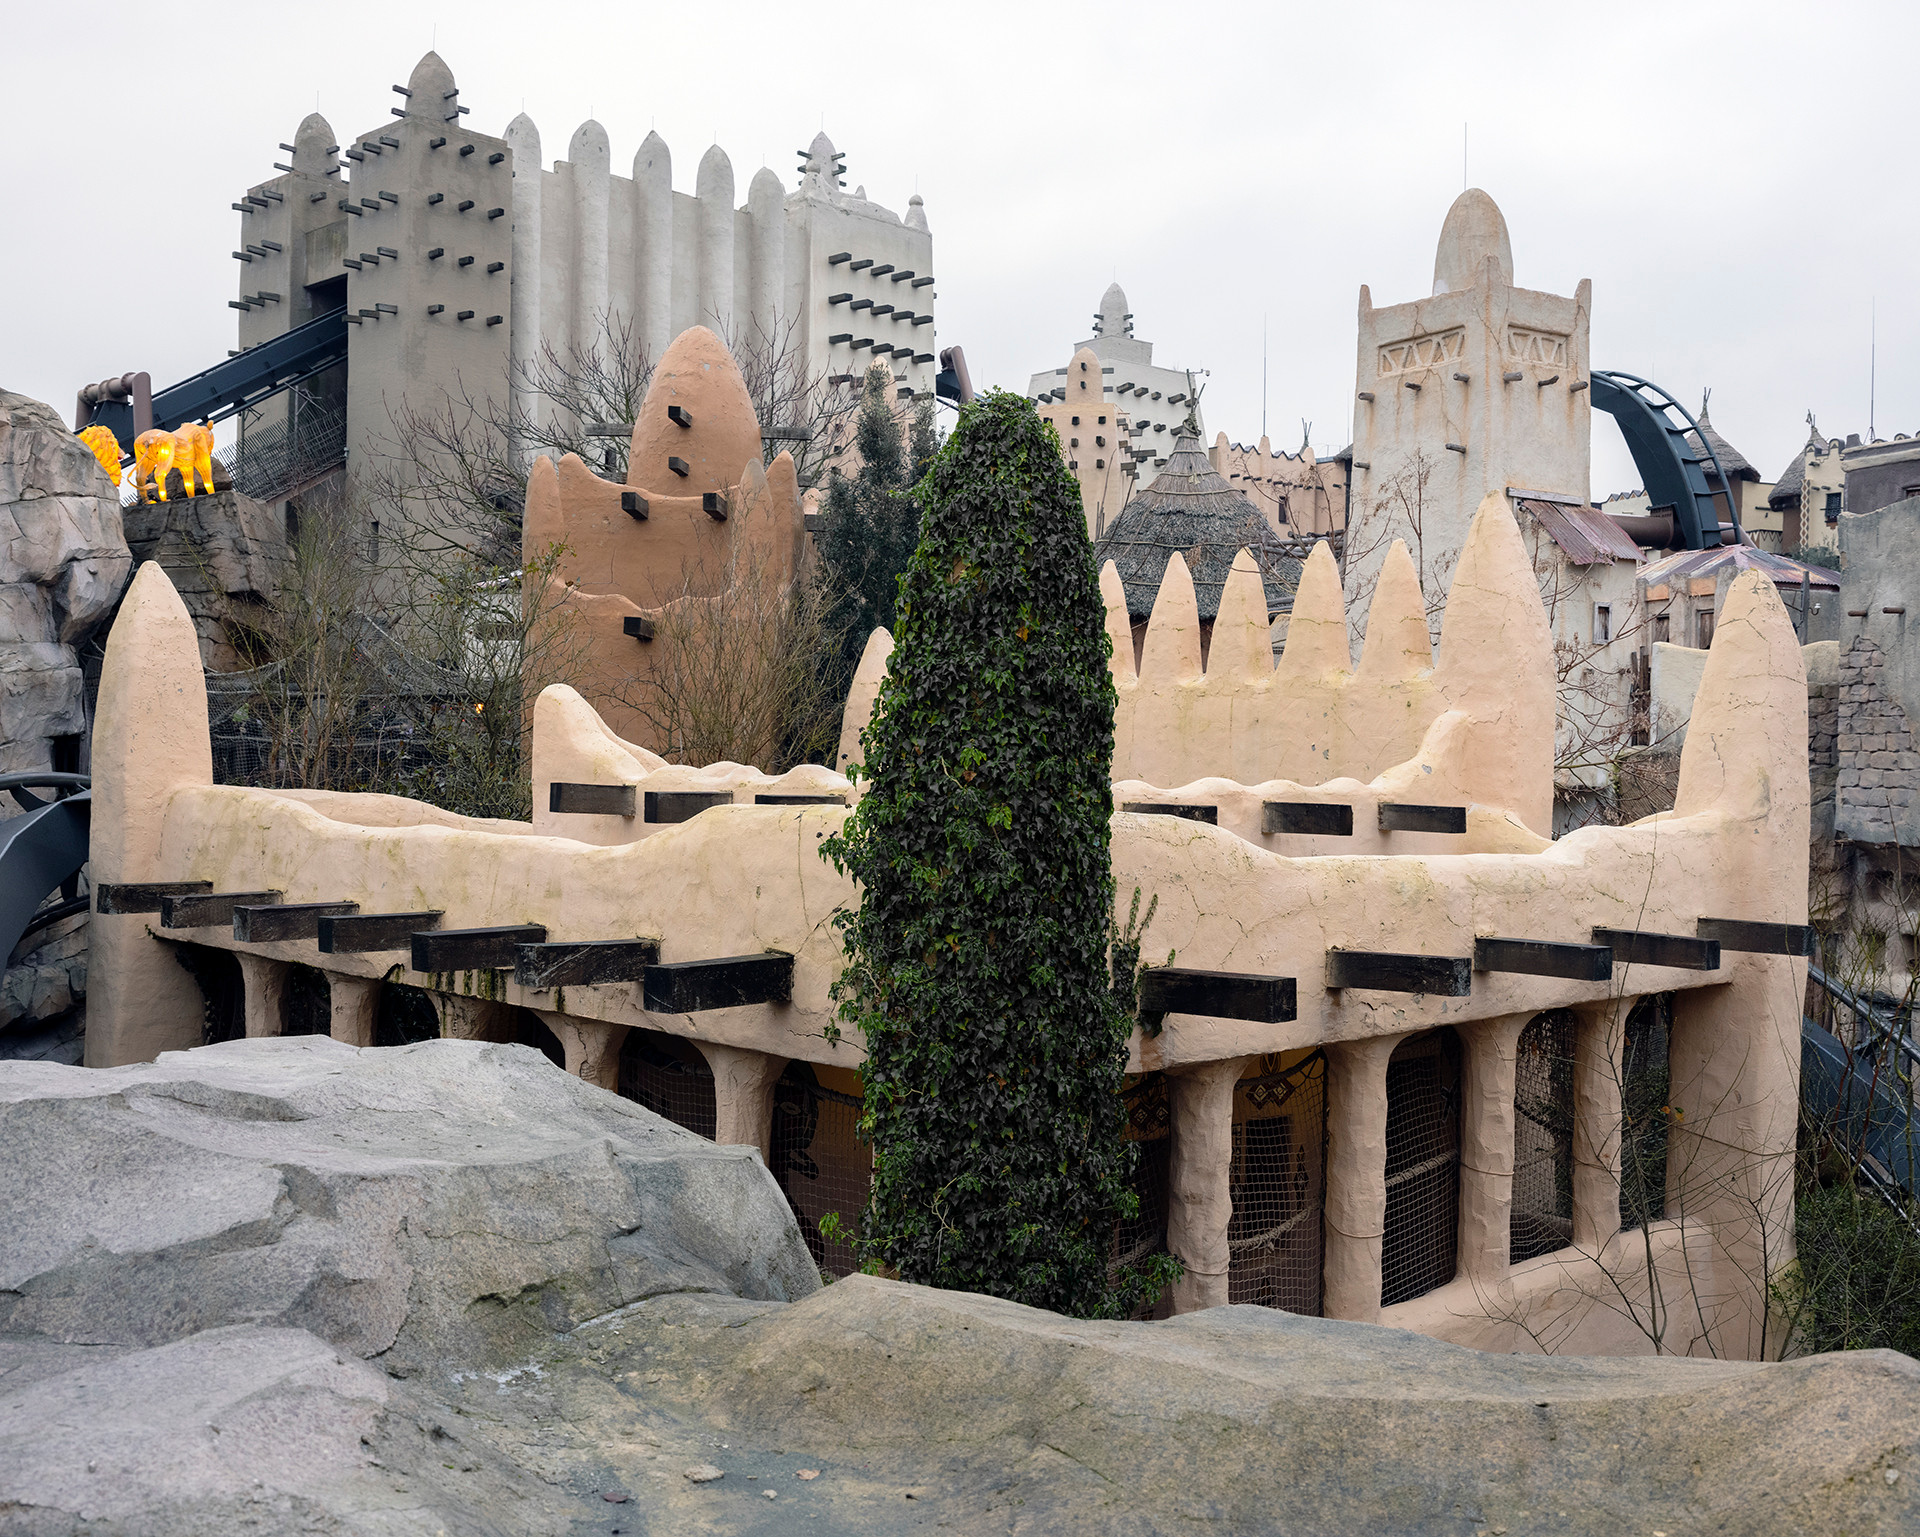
133,422 -> 216,501
75,424 -> 124,487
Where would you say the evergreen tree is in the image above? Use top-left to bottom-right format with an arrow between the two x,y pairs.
815,365 -> 937,691
822,390 -> 1176,1318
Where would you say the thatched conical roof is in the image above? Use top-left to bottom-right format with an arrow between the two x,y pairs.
1090,430 -> 1302,621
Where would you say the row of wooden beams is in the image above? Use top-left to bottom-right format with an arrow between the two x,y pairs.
1126,801 -> 1469,835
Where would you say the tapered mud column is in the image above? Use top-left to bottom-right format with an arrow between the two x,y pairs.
234,954 -> 289,1039
1323,1035 -> 1397,1323
435,993 -> 517,1043
1572,998 -> 1628,1251
1165,1057 -> 1247,1314
541,1013 -> 628,1091
698,1043 -> 787,1160
328,976 -> 382,1047
1458,1015 -> 1525,1280
86,564 -> 213,1067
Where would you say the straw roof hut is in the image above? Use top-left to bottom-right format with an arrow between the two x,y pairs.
1091,430 -> 1303,622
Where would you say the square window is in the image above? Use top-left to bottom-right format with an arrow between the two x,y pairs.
1071,415 -> 1080,426
1099,415 -> 1107,424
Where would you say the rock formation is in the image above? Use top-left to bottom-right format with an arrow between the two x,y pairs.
2,1036 -> 1917,1533
120,482 -> 285,673
0,390 -> 132,1061
0,390 -> 130,778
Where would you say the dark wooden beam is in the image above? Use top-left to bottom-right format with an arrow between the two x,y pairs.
412,924 -> 548,972
96,880 -> 211,915
319,910 -> 444,954
1119,802 -> 1217,824
1696,917 -> 1815,957
752,793 -> 848,806
644,790 -> 734,824
548,782 -> 636,816
1590,927 -> 1720,971
159,890 -> 283,930
623,615 -> 655,642
1474,936 -> 1613,981
1138,967 -> 1296,1023
1262,801 -> 1353,836
1326,949 -> 1473,995
515,938 -> 661,989
643,952 -> 794,1012
1377,802 -> 1468,834
234,900 -> 359,942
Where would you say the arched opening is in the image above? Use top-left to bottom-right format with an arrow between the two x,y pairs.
375,982 -> 442,1047
1512,1011 -> 1577,1263
511,1010 -> 565,1069
285,964 -> 330,1036
173,943 -> 244,1045
1382,1027 -> 1463,1306
770,1060 -> 871,1278
1227,1049 -> 1326,1315
617,1027 -> 716,1139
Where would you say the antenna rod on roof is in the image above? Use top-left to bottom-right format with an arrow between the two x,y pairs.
1871,297 -> 1877,442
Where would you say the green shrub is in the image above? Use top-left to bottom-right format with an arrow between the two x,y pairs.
822,390 -> 1174,1318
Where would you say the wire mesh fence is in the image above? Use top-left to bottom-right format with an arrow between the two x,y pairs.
285,964 -> 331,1036
617,1027 -> 717,1141
1511,1011 -> 1577,1263
1111,1072 -> 1173,1317
770,1063 -> 871,1279
375,983 -> 443,1048
1620,992 -> 1673,1231
1228,1051 -> 1326,1315
1382,1027 -> 1463,1307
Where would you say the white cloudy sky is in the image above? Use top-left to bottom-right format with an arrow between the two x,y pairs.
6,0 -> 1914,496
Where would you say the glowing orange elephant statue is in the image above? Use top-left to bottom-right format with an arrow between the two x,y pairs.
75,424 -> 124,488
133,422 -> 217,501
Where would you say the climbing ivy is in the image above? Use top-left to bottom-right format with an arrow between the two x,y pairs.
822,390 -> 1177,1318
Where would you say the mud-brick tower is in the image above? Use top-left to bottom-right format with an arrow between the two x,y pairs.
1344,190 -> 1592,636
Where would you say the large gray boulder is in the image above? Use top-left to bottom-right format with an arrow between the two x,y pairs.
0,389 -> 130,777
3,1037 -> 1918,1535
0,1036 -> 819,1377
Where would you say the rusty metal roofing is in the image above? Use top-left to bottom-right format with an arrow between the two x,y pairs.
1638,541 -> 1840,592
1516,499 -> 1645,566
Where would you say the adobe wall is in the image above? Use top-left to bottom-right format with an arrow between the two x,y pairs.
82,489 -> 1808,1360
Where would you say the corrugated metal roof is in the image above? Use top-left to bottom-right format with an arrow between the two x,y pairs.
1517,499 -> 1644,566
1638,542 -> 1840,591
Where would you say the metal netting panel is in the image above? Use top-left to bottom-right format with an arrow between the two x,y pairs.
1382,1028 -> 1463,1307
618,1027 -> 716,1140
285,964 -> 330,1036
375,983 -> 443,1048
1512,1011 -> 1576,1263
770,1063 -> 872,1279
1228,1051 -> 1326,1315
1620,993 -> 1673,1231
1111,1073 -> 1173,1317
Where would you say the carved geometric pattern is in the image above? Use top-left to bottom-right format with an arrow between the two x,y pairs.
1504,329 -> 1568,367
1377,330 -> 1465,377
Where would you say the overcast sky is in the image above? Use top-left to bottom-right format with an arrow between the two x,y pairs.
6,1 -> 1914,497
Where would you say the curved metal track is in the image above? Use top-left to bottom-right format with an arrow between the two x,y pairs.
0,774 -> 91,994
1589,370 -> 1741,550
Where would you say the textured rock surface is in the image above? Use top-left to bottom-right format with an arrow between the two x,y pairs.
5,1038 -> 1919,1535
121,484 -> 284,671
0,1036 -> 818,1375
0,391 -> 130,777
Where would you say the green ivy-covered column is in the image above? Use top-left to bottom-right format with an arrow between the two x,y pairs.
824,391 -> 1175,1319
1166,1057 -> 1250,1313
